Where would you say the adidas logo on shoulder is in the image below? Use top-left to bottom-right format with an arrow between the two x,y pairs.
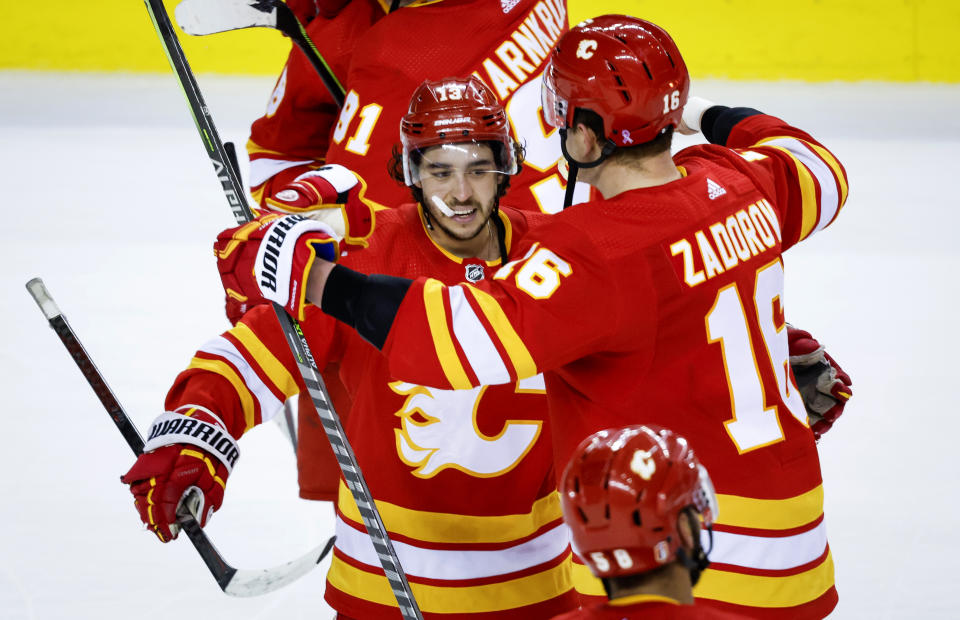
707,178 -> 727,200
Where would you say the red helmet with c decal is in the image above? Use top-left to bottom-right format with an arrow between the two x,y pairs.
542,15 -> 689,147
560,425 -> 717,579
400,76 -> 518,185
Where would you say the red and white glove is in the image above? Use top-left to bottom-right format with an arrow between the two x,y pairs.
121,408 -> 239,542
263,164 -> 374,247
215,213 -> 340,322
787,325 -> 853,440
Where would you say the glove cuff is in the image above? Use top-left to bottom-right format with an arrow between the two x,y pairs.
254,215 -> 339,312
296,164 -> 359,194
142,410 -> 240,474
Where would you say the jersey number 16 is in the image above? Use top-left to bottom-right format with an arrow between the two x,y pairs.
706,260 -> 809,453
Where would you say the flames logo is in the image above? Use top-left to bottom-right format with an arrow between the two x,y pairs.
391,376 -> 545,478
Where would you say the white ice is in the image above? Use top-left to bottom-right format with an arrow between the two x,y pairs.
1,71 -> 958,619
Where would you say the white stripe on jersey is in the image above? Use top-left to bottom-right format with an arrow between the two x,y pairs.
197,335 -> 284,422
448,286 -> 512,385
762,137 -> 840,233
248,157 -> 316,187
334,515 -> 570,580
704,519 -> 828,571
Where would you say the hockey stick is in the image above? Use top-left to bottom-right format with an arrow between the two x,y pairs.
175,0 -> 346,105
142,1 -> 423,616
25,277 -> 335,597
223,138 -> 300,453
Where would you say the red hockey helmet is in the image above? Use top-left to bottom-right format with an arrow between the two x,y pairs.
560,425 -> 717,579
400,76 -> 518,186
542,15 -> 689,147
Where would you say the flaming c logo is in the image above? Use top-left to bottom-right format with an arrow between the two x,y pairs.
576,39 -> 598,59
391,377 -> 544,478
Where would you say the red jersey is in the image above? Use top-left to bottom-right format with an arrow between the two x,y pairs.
166,205 -> 580,618
551,594 -> 749,619
248,0 -> 587,214
368,114 -> 849,618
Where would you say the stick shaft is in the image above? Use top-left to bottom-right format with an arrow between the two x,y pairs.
141,2 -> 421,615
273,1 -> 345,106
144,0 -> 252,225
24,277 -> 238,590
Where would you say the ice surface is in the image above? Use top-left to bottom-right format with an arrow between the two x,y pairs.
2,71 -> 959,619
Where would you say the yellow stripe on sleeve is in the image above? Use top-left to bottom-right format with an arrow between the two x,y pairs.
230,322 -> 300,399
246,138 -> 303,159
759,144 -> 819,241
422,279 -> 472,390
327,553 -> 573,613
715,485 -> 824,530
463,284 -> 538,380
338,481 -> 562,544
807,142 -> 849,208
694,549 -> 835,608
186,357 -> 256,431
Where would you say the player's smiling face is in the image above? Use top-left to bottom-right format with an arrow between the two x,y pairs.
417,142 -> 502,242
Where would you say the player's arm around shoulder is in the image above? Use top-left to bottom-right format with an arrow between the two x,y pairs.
119,300 -> 343,542
165,303 -> 310,438
313,216 -> 623,390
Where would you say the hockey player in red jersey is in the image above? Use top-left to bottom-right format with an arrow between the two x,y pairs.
220,15 -> 850,619
240,0 -> 585,517
250,0 -> 582,215
121,76 -> 584,618
553,425 -> 746,619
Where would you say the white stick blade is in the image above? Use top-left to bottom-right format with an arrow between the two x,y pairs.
223,538 -> 332,597
26,278 -> 62,320
175,0 -> 278,36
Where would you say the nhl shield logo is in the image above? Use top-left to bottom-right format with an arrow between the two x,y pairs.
465,264 -> 485,283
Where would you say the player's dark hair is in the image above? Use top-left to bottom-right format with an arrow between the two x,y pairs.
387,141 -> 526,206
572,108 -> 673,165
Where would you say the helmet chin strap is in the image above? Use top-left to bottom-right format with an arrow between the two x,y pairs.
559,128 -> 616,209
562,162 -> 579,211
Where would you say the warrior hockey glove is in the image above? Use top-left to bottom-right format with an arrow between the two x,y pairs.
787,325 -> 853,440
121,408 -> 239,542
215,213 -> 340,322
263,165 -> 374,247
